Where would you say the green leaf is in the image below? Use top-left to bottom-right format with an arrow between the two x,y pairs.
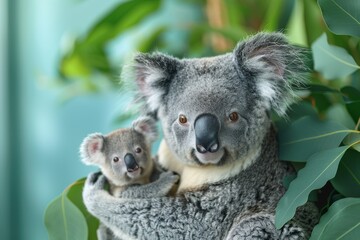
67,178 -> 99,240
331,149 -> 360,197
341,86 -> 360,101
85,0 -> 161,45
279,116 -> 349,162
346,100 -> 360,123
261,0 -> 285,32
59,0 -> 161,80
318,0 -> 360,37
286,102 -> 318,122
343,133 -> 360,152
275,146 -> 350,229
326,104 -> 356,130
308,84 -> 339,94
44,194 -> 88,240
310,198 -> 360,240
286,0 -> 307,46
137,26 -> 166,53
312,33 -> 360,80
303,0 -> 323,45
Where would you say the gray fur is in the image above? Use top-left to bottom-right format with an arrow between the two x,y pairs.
80,116 -> 179,240
83,32 -> 318,239
80,116 -> 160,189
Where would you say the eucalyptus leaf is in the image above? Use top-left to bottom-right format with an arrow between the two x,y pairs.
275,145 -> 350,228
59,0 -> 161,80
318,0 -> 360,37
85,0 -> 161,45
346,100 -> 360,123
343,133 -> 360,152
67,178 -> 99,240
308,84 -> 339,93
351,71 -> 360,90
331,149 -> 360,197
44,194 -> 88,240
286,102 -> 318,122
310,198 -> 360,240
326,104 -> 355,130
137,26 -> 167,53
309,92 -> 333,113
303,0 -> 323,45
312,33 -> 360,80
341,86 -> 360,101
279,116 -> 349,162
286,0 -> 307,46
261,0 -> 285,32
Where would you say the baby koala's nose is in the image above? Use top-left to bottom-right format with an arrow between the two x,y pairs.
124,153 -> 139,172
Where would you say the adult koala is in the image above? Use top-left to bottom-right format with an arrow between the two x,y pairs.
83,32 -> 319,239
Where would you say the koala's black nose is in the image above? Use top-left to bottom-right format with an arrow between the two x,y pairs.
194,113 -> 220,153
124,153 -> 139,172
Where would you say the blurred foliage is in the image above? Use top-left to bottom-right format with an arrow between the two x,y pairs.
46,0 -> 360,239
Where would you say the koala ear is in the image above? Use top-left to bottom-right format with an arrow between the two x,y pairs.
80,133 -> 105,166
132,116 -> 158,143
131,52 -> 180,113
233,32 -> 309,116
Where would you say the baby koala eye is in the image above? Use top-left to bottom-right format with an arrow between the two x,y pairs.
135,147 -> 142,154
113,156 -> 120,163
178,114 -> 188,124
228,112 -> 239,122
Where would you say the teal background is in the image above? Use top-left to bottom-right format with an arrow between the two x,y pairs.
1,1 -> 128,239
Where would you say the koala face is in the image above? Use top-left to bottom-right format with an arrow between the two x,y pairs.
80,117 -> 158,186
158,55 -> 265,166
104,129 -> 153,184
131,33 -> 307,167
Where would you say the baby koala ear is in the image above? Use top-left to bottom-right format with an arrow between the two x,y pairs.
233,32 -> 309,116
80,133 -> 105,166
132,116 -> 158,143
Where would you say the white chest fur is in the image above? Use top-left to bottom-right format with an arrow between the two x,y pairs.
158,140 -> 260,192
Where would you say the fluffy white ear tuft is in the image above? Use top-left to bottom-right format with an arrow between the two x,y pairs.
132,116 -> 158,143
233,32 -> 309,116
131,52 -> 180,114
79,133 -> 105,166
135,65 -> 167,112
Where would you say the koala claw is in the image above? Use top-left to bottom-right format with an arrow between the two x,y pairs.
86,172 -> 107,189
226,214 -> 279,240
83,172 -> 109,212
279,223 -> 306,240
88,171 -> 103,184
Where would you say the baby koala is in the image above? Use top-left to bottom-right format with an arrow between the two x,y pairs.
80,116 -> 179,239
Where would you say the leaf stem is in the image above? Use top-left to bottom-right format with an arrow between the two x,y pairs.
355,117 -> 360,131
283,130 -> 360,145
348,140 -> 360,148
318,45 -> 360,69
335,221 -> 360,239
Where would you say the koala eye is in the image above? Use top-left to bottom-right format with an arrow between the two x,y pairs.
113,157 -> 120,163
135,147 -> 142,154
178,114 -> 188,124
229,112 -> 239,122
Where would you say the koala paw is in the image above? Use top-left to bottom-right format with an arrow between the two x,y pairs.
82,172 -> 108,213
157,171 -> 180,196
226,214 -> 279,240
